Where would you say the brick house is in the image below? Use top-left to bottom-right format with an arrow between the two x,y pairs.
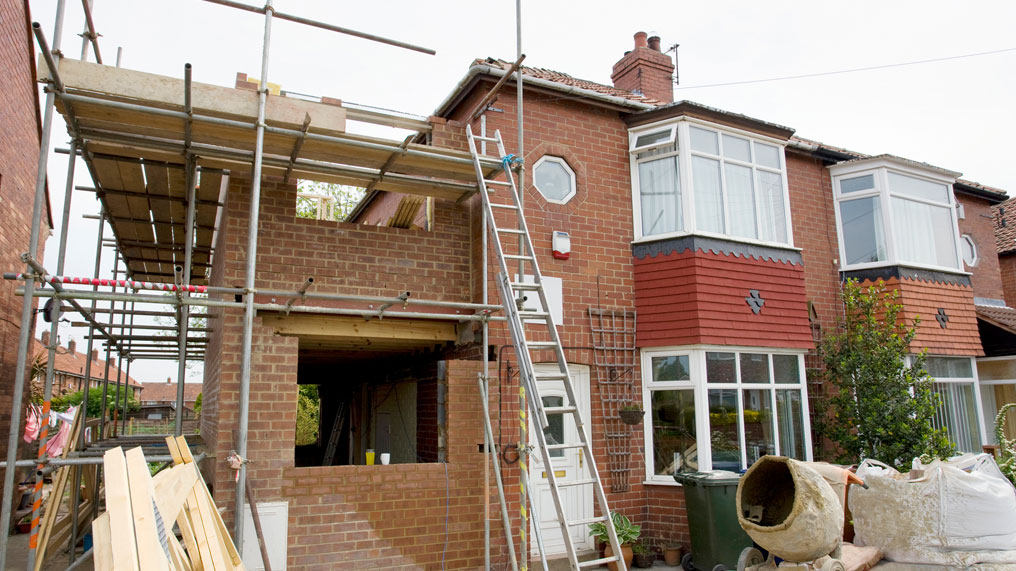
32,331 -> 143,400
326,30 -> 1011,566
0,0 -> 51,463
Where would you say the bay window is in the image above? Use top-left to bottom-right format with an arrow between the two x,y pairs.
630,121 -> 792,246
643,348 -> 811,484
832,160 -> 963,272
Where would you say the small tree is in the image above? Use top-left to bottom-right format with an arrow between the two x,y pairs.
816,279 -> 954,470
52,387 -> 140,419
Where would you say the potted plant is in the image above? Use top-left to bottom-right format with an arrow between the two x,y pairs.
632,540 -> 655,568
660,541 -> 684,566
589,511 -> 640,571
618,401 -> 644,425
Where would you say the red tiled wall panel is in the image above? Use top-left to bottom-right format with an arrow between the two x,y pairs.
634,249 -> 813,349
892,277 -> 982,356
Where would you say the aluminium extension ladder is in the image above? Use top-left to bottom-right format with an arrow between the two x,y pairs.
466,126 -> 627,571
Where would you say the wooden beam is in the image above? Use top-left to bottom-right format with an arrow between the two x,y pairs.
261,314 -> 458,343
40,56 -> 346,134
103,447 -> 141,571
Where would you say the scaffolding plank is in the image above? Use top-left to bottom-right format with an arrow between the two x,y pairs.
41,57 -> 347,133
103,447 -> 141,571
91,512 -> 114,571
124,447 -> 171,571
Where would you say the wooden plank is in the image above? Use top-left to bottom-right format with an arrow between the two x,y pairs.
261,313 -> 457,342
33,406 -> 85,570
103,447 -> 140,571
168,533 -> 193,571
186,493 -> 227,571
41,57 -> 347,133
91,512 -> 114,571
176,437 -> 243,568
152,463 -> 199,525
175,507 -> 204,571
125,447 -> 171,571
167,168 -> 189,232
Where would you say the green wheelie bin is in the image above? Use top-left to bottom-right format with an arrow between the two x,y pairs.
673,470 -> 754,571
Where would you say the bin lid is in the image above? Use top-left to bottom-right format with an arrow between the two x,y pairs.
674,470 -> 741,486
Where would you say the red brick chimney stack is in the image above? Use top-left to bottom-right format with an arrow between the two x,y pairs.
41,331 -> 50,346
92,349 -> 99,362
611,31 -> 675,104
68,339 -> 76,355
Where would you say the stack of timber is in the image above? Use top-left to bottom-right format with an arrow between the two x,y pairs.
386,195 -> 424,229
92,436 -> 245,570
31,409 -> 100,571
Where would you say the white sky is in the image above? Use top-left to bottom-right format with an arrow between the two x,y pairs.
27,0 -> 1016,384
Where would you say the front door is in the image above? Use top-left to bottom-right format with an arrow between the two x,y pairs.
529,364 -> 593,558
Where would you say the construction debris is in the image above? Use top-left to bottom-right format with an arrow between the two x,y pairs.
92,436 -> 245,570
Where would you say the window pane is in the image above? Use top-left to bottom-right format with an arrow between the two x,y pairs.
635,129 -> 673,149
708,389 -> 742,471
542,396 -> 565,457
888,172 -> 949,203
977,359 -> 1016,381
651,389 -> 698,475
754,142 -> 781,170
931,382 -> 981,453
652,355 -> 690,382
756,170 -> 787,244
639,156 -> 682,236
690,127 -> 719,154
840,174 -> 875,194
534,160 -> 573,202
773,355 -> 800,383
891,198 -> 958,268
840,196 -> 886,264
693,156 -> 724,233
706,352 -> 736,383
742,389 -> 775,466
725,163 -> 756,240
926,357 -> 973,378
776,389 -> 806,459
722,134 -> 751,162
739,353 -> 770,383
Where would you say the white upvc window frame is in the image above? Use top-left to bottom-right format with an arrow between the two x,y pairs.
919,355 -> 987,452
976,356 -> 1016,446
831,159 -> 964,273
629,118 -> 795,249
960,234 -> 979,268
532,155 -> 577,205
641,346 -> 812,486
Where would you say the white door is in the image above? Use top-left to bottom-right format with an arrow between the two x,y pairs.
530,364 -> 593,557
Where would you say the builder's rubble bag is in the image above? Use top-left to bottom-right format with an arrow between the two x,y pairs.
849,454 -> 1016,566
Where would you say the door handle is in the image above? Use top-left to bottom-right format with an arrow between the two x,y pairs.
578,449 -> 583,469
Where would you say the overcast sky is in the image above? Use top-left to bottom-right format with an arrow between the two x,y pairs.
27,0 -> 1016,384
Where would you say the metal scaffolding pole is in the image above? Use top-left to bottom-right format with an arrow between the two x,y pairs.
234,0 -> 275,548
175,151 -> 198,435
120,302 -> 135,436
1,7 -> 67,570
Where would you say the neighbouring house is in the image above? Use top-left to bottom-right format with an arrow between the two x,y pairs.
137,379 -> 202,421
32,332 -> 143,400
0,0 -> 51,463
36,26 -> 1013,569
978,196 -> 1016,442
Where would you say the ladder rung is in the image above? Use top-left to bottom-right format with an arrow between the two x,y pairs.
485,179 -> 511,186
520,310 -> 549,318
543,406 -> 577,415
569,516 -> 608,527
475,135 -> 500,143
510,281 -> 540,289
490,203 -> 519,210
527,342 -> 558,349
534,372 -> 567,380
555,478 -> 596,488
497,228 -> 526,235
545,443 -> 584,451
504,254 -> 534,261
578,556 -> 622,568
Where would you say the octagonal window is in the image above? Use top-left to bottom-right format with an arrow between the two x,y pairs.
533,156 -> 576,204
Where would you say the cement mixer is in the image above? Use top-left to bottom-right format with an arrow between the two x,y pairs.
734,456 -> 866,571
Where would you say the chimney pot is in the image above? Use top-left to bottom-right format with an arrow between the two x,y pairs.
648,36 -> 661,51
167,377 -> 172,384
68,339 -> 76,355
41,331 -> 50,346
634,31 -> 648,49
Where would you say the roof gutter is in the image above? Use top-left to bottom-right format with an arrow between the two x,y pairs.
433,63 -> 656,118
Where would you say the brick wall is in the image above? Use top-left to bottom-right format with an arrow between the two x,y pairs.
633,248 -> 812,349
957,193 -> 1005,301
0,0 -> 47,464
1002,254 -> 1016,308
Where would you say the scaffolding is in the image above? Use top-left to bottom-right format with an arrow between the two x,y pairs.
0,1 -> 522,569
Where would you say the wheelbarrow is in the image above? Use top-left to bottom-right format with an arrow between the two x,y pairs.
734,456 -> 867,571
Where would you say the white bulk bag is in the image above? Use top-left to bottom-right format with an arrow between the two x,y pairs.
849,454 -> 1016,566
